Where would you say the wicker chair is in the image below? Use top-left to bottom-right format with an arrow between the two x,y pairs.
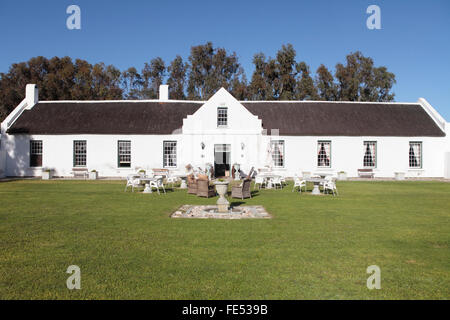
187,174 -> 197,194
231,179 -> 252,199
196,179 -> 216,198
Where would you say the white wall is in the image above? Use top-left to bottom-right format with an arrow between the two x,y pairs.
2,134 -> 183,177
278,136 -> 446,178
2,133 -> 446,178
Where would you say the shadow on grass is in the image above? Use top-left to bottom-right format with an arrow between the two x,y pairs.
230,201 -> 246,207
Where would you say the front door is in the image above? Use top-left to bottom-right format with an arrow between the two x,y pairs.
214,144 -> 231,177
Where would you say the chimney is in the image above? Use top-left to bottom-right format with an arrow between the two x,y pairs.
159,84 -> 169,101
25,84 -> 38,109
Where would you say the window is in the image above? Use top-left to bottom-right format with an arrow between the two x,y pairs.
363,141 -> 377,168
73,140 -> 87,167
163,141 -> 177,168
317,141 -> 331,167
217,107 -> 228,126
118,140 -> 131,168
271,140 -> 285,167
409,142 -> 422,168
30,140 -> 42,167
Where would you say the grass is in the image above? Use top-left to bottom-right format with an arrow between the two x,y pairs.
0,179 -> 449,299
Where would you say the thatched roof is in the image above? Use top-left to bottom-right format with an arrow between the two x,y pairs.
7,100 -> 445,137
242,101 -> 445,136
7,101 -> 202,135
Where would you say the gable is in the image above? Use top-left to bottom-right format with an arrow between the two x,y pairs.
182,88 -> 262,135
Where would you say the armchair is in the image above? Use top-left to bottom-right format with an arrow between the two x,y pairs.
231,179 -> 252,199
196,179 -> 216,198
187,174 -> 197,194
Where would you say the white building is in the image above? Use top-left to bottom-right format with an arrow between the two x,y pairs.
1,84 -> 449,178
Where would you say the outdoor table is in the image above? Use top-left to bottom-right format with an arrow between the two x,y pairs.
314,172 -> 333,179
306,178 -> 326,195
173,174 -> 188,189
258,173 -> 281,189
139,176 -> 158,193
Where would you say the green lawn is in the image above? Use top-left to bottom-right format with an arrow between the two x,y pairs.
0,180 -> 449,299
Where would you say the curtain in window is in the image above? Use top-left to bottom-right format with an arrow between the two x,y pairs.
317,142 -> 330,167
409,144 -> 421,167
363,143 -> 375,167
278,144 -> 283,165
270,141 -> 284,167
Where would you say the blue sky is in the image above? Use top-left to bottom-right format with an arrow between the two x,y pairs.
1,0 -> 449,119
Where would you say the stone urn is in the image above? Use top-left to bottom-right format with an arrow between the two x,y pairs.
394,172 -> 405,180
337,171 -> 347,181
89,171 -> 98,180
42,170 -> 53,180
214,180 -> 230,213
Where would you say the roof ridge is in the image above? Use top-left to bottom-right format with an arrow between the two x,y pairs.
241,100 -> 419,105
38,100 -> 418,105
40,100 -> 206,104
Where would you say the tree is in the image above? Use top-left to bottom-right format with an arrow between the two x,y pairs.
0,56 -> 124,120
187,42 -> 241,100
229,68 -> 248,101
316,64 -> 337,101
249,44 -> 299,100
121,67 -> 143,99
295,61 -> 319,100
248,53 -> 270,100
335,51 -> 395,102
167,55 -> 187,100
276,44 -> 297,100
141,57 -> 166,99
0,46 -> 397,123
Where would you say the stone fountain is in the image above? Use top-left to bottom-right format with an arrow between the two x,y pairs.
214,180 -> 230,212
170,178 -> 271,219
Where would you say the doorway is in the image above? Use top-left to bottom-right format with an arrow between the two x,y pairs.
214,144 -> 231,177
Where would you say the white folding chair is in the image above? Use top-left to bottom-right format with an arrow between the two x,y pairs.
254,176 -> 266,190
323,180 -> 338,196
271,176 -> 282,189
165,172 -> 179,188
292,175 -> 307,193
151,176 -> 166,194
124,175 -> 141,192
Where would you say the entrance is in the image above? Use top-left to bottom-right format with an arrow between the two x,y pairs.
214,144 -> 231,177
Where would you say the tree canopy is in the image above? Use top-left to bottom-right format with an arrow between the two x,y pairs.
0,43 -> 396,121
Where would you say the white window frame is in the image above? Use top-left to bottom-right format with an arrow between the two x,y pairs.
163,141 -> 177,168
217,107 -> 228,127
30,140 -> 43,168
317,141 -> 331,168
271,140 -> 285,168
118,140 -> 131,168
73,140 -> 87,167
409,141 -> 422,169
363,141 -> 377,168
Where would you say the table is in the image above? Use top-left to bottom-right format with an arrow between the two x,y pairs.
173,174 -> 188,189
139,177 -> 158,193
258,173 -> 281,189
306,178 -> 326,195
313,172 -> 333,179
